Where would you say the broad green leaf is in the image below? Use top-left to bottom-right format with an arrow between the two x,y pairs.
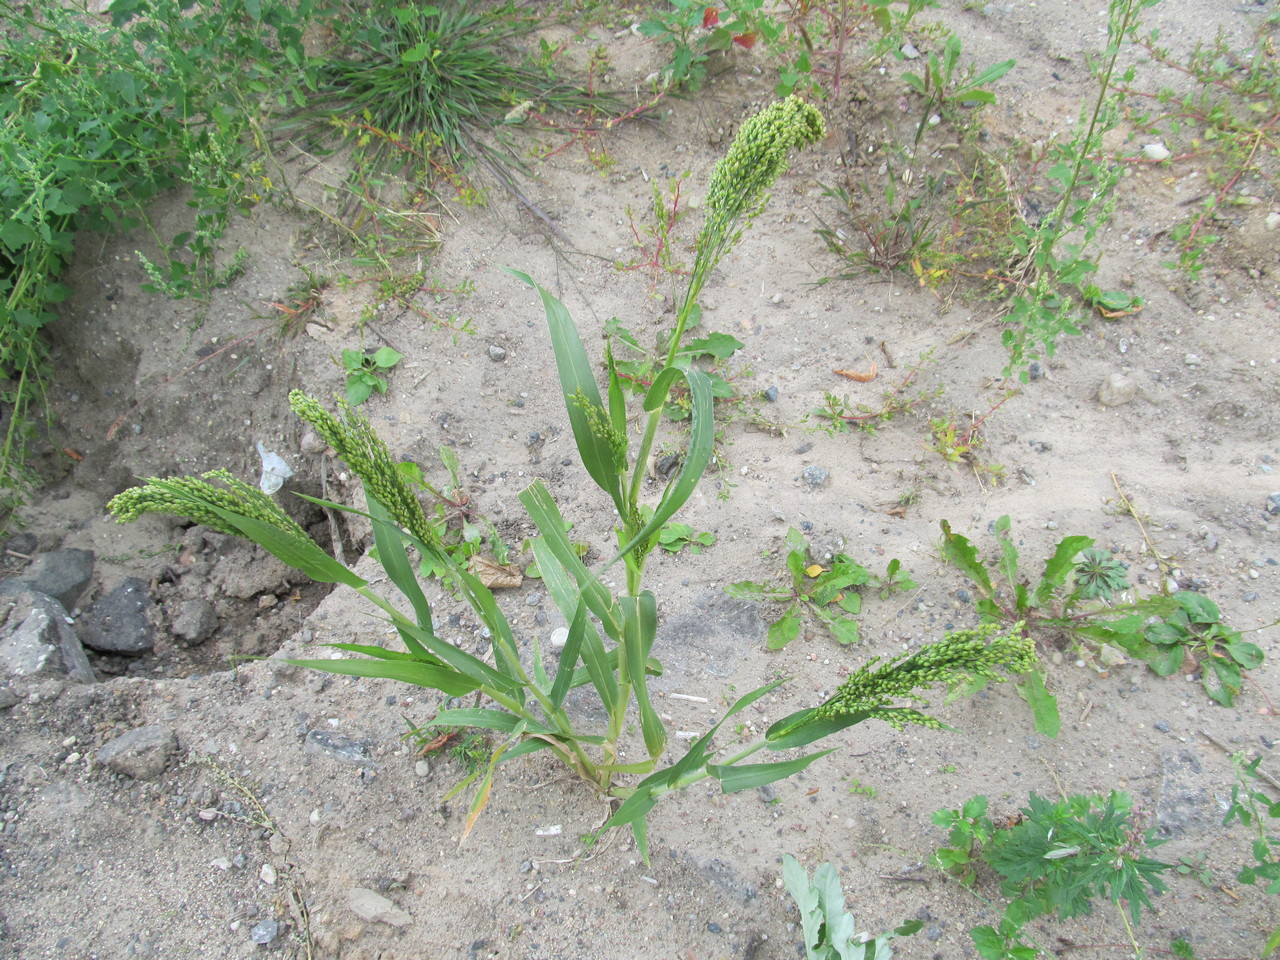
346,377 -> 374,406
324,642 -> 422,662
709,749 -> 835,792
612,367 -> 714,564
767,608 -> 802,649
969,58 -> 1016,88
1015,669 -> 1060,738
1227,641 -> 1264,669
372,346 -> 402,368
506,270 -> 626,514
939,520 -> 993,595
622,592 -> 665,759
424,708 -> 554,736
826,616 -> 860,646
1175,591 -> 1221,624
281,656 -> 480,697
1032,535 -> 1094,606
365,496 -> 433,658
205,506 -> 366,588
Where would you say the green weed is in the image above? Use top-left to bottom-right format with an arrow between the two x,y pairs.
901,32 -> 1015,144
341,346 -> 403,406
939,515 -> 1268,720
1223,753 -> 1280,956
782,854 -> 921,959
936,791 -> 1172,960
726,527 -> 916,649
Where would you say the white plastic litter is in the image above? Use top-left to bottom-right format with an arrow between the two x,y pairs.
256,442 -> 293,494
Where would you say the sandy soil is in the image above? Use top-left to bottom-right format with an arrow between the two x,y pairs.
2,2 -> 1279,958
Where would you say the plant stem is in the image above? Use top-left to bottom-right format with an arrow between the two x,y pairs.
1045,0 -> 1142,253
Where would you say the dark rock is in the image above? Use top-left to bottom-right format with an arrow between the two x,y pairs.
18,548 -> 95,609
0,687 -> 19,709
762,386 -> 778,402
487,345 -> 506,362
1154,720 -> 1171,733
1027,361 -> 1045,381
4,532 -> 36,557
0,582 -> 95,683
78,579 -> 153,655
706,922 -> 722,934
96,724 -> 177,780
171,599 -> 218,646
304,729 -> 374,766
1267,493 -> 1280,516
757,784 -> 777,803
794,441 -> 814,455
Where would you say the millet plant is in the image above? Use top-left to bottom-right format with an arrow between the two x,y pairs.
109,99 -> 1035,857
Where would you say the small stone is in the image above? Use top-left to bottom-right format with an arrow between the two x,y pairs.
0,688 -> 19,710
1243,591 -> 1259,603
802,465 -> 829,488
1027,361 -> 1044,381
95,724 -> 178,781
900,42 -> 919,59
171,599 -> 218,646
1097,373 -> 1137,407
707,922 -> 723,934
519,860 -> 533,873
348,888 -> 411,928
525,592 -> 543,607
762,386 -> 778,402
548,627 -> 570,651
1154,720 -> 1171,733
1142,142 -> 1171,161
249,919 -> 279,946
794,441 -> 813,455
304,729 -> 374,766
1266,493 -> 1280,516
955,589 -> 971,603
757,784 -> 777,803
1045,520 -> 1059,531
1184,353 -> 1202,367
1266,211 -> 1280,232
210,857 -> 233,871
414,759 -> 431,777
926,924 -> 944,942
487,345 -> 507,362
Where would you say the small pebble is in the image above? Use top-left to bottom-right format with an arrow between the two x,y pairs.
900,42 -> 920,59
260,863 -> 277,885
707,922 -> 723,934
1184,353 -> 1202,367
1027,361 -> 1044,381
488,345 -> 507,362
803,465 -> 830,488
249,920 -> 279,946
549,627 -> 570,651
1243,592 -> 1259,603
758,784 -> 777,803
414,760 -> 431,777
763,386 -> 779,402
1142,142 -> 1171,161
1154,720 -> 1171,733
1097,372 -> 1136,407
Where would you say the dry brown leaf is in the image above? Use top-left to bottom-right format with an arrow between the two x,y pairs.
467,555 -> 523,589
833,362 -> 878,382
